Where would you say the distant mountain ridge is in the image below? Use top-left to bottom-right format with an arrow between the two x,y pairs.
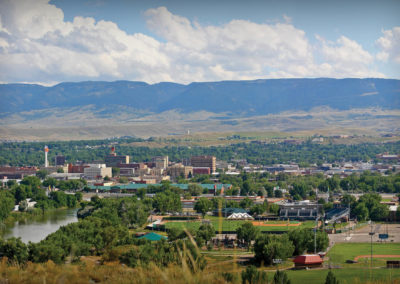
1,78 -> 399,116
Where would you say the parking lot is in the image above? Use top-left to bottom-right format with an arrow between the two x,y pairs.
329,223 -> 400,244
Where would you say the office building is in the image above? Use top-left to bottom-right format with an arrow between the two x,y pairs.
190,156 -> 216,173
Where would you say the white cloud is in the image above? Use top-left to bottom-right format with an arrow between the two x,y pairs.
0,0 -> 171,83
0,2 -> 388,84
376,27 -> 400,64
317,35 -> 384,78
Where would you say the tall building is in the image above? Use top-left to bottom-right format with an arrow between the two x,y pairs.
55,155 -> 66,166
84,164 -> 112,180
167,164 -> 193,179
105,146 -> 129,167
190,156 -> 216,173
151,156 -> 169,169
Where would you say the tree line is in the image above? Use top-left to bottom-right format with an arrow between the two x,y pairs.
1,139 -> 398,166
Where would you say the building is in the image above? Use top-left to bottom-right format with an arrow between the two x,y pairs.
193,167 -> 211,175
152,156 -> 169,169
54,155 -> 66,166
167,164 -> 193,179
48,173 -> 83,180
0,166 -> 37,179
105,147 -> 129,167
190,156 -> 216,173
68,164 -> 88,173
279,201 -> 322,220
293,255 -> 323,268
84,164 -> 112,180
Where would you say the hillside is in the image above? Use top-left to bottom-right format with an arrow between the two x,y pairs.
0,78 -> 399,140
1,78 -> 399,116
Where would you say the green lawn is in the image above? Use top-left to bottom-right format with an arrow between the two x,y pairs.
328,243 -> 400,268
163,217 -> 315,232
280,268 -> 400,284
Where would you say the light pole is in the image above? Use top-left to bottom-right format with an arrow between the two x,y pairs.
368,220 -> 375,280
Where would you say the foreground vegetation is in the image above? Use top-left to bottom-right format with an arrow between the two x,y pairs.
1,258 -> 399,284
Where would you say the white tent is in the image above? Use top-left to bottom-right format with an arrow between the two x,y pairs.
227,212 -> 254,220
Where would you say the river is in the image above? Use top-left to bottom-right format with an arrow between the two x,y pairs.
1,208 -> 78,243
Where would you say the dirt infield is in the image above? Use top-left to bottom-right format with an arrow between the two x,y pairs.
354,255 -> 400,261
252,222 -> 302,227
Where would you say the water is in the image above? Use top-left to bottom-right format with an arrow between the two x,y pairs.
1,208 -> 78,243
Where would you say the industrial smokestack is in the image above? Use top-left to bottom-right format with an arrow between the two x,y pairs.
44,145 -> 49,167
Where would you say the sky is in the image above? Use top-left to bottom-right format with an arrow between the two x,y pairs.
0,0 -> 399,85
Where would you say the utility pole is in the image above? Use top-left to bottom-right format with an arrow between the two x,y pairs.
314,214 -> 318,254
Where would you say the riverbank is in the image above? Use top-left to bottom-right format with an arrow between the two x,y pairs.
0,208 -> 78,243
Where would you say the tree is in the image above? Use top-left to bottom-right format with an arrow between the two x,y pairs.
196,223 -> 215,247
0,237 -> 29,264
21,176 -> 41,189
0,191 -> 15,221
370,203 -> 389,220
250,204 -> 266,216
43,177 -> 57,188
239,197 -> 253,209
153,190 -> 182,214
325,270 -> 339,284
75,192 -> 83,202
273,270 -> 291,284
236,222 -> 259,250
241,265 -> 267,284
168,227 -> 185,241
36,169 -> 48,180
254,234 -> 294,266
194,197 -> 212,218
57,167 -> 64,173
241,180 -> 255,196
274,189 -> 283,198
341,194 -> 356,207
288,229 -> 314,255
353,203 -> 369,221
119,177 -> 129,184
188,184 -> 203,196
268,203 -> 280,215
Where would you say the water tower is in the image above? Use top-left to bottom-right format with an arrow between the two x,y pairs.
44,145 -> 49,167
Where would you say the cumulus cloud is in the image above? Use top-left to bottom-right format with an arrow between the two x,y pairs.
376,27 -> 400,64
0,0 -> 171,83
0,2 -> 388,84
317,35 -> 384,78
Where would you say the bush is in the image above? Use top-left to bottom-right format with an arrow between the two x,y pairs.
241,265 -> 267,284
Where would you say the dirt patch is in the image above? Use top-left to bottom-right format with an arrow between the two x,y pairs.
354,255 -> 400,261
252,222 -> 302,227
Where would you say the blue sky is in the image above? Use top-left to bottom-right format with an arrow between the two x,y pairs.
0,0 -> 399,84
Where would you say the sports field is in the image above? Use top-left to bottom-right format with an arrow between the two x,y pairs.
328,243 -> 400,268
163,216 -> 315,232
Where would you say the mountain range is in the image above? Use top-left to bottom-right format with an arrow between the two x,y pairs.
0,78 -> 399,140
1,78 -> 399,116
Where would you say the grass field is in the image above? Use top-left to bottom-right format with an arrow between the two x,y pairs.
328,243 -> 400,268
282,268 -> 400,284
163,217 -> 315,232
